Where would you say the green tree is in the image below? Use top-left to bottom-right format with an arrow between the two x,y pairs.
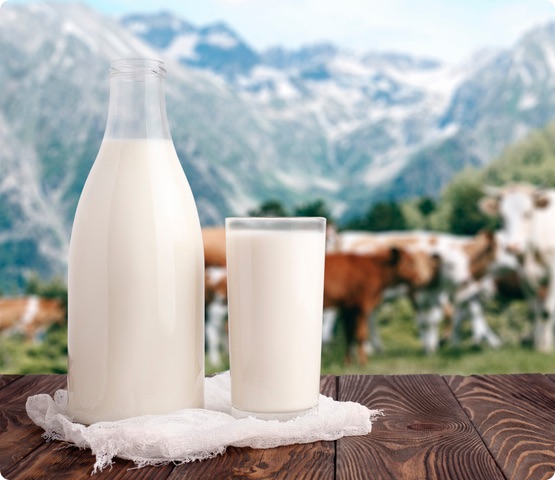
417,197 -> 436,217
248,199 -> 288,217
24,273 -> 68,307
293,199 -> 334,223
483,123 -> 555,187
416,196 -> 436,230
345,201 -> 407,231
441,169 -> 496,235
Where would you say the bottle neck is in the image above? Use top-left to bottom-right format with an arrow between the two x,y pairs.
104,59 -> 171,140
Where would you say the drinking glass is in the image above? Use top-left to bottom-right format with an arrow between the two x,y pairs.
226,217 -> 326,420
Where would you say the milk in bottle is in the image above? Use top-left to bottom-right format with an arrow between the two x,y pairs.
67,59 -> 204,424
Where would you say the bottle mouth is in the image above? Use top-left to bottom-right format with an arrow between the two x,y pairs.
110,58 -> 166,78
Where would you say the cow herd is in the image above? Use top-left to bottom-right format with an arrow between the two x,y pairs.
480,184 -> 555,352
0,182 -> 553,368
203,227 -> 501,365
204,183 -> 555,366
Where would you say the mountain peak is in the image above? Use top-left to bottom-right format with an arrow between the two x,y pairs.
261,42 -> 341,69
120,12 -> 259,77
361,51 -> 442,71
120,11 -> 196,49
2,3 -> 555,290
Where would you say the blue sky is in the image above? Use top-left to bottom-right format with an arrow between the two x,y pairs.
6,0 -> 555,62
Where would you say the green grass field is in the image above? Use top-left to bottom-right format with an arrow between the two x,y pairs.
318,297 -> 554,376
1,297 -> 553,376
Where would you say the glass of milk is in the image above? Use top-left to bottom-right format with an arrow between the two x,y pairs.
226,217 -> 326,420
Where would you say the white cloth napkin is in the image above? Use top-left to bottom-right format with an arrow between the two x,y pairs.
26,371 -> 381,473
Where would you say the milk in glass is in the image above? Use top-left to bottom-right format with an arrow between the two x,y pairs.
226,218 -> 326,420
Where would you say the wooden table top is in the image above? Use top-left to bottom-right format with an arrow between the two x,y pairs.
1,373 -> 555,479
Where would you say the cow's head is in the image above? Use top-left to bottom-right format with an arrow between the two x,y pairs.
392,247 -> 441,288
479,184 -> 548,255
465,230 -> 497,280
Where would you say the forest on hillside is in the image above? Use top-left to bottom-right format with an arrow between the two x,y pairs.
2,120 -> 555,374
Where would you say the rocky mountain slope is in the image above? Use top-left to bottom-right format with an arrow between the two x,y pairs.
1,2 -> 555,287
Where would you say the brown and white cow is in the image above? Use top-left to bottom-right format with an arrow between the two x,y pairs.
202,227 -> 226,268
0,296 -> 66,340
480,183 -> 555,351
205,266 -> 228,366
324,246 -> 439,364
202,227 -> 229,366
332,229 -> 499,354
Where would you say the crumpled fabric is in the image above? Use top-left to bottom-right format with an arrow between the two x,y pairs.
26,371 -> 381,473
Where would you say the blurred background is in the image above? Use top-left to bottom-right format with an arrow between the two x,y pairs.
1,0 -> 555,375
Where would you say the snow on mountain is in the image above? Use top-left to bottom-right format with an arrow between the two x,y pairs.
2,3 -> 555,289
0,3 -> 267,288
116,12 -> 555,212
120,13 -> 259,78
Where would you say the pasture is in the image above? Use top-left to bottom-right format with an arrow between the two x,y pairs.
320,297 -> 554,375
0,295 -> 552,376
204,296 -> 553,376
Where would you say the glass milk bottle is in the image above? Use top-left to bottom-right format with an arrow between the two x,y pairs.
67,58 -> 204,424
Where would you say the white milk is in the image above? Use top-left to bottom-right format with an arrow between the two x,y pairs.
226,225 -> 326,417
67,139 -> 204,424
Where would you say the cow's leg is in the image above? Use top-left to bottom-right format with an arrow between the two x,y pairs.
516,264 -> 550,350
533,318 -> 552,352
341,307 -> 358,364
411,291 -> 440,354
206,294 -> 228,366
355,309 -> 370,365
368,310 -> 383,354
418,304 -> 443,354
441,300 -> 455,343
535,268 -> 555,352
450,303 -> 466,347
322,308 -> 337,344
469,299 -> 501,347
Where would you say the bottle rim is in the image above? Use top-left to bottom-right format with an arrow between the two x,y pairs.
110,58 -> 166,78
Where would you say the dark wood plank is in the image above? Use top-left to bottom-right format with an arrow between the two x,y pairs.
447,374 -> 555,480
0,374 -> 174,479
336,375 -> 504,480
0,374 -> 67,472
4,444 -> 174,480
167,375 -> 337,479
546,374 -> 555,385
0,374 -> 22,390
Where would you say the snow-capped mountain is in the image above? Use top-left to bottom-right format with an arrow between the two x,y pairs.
121,12 -> 259,78
119,11 -> 487,209
1,2 -> 555,289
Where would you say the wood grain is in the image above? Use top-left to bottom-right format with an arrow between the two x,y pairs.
336,374 -> 504,480
2,375 -> 337,479
0,375 -> 66,472
167,375 -> 337,479
3,373 -> 555,479
4,444 -> 174,480
447,374 -> 555,480
0,374 -> 22,390
0,374 -> 174,479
